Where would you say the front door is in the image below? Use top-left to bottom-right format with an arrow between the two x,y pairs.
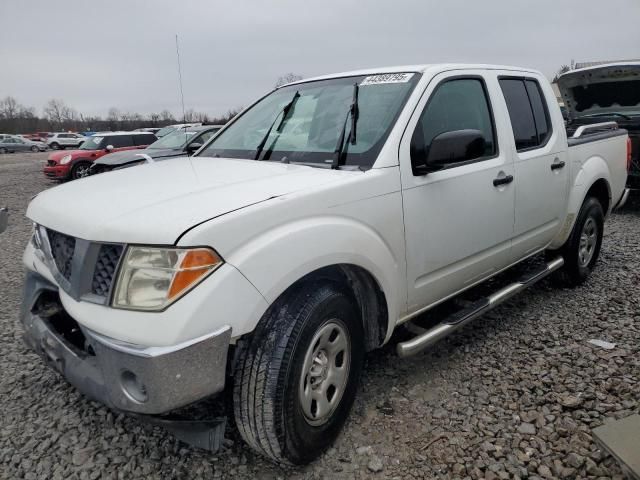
399,72 -> 515,314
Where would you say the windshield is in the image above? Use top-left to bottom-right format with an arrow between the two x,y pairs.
80,136 -> 103,150
155,126 -> 176,138
198,73 -> 420,169
148,130 -> 195,149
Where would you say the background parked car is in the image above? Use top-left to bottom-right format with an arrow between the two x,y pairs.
44,131 -> 157,180
155,122 -> 202,138
0,136 -> 48,153
90,125 -> 222,174
46,132 -> 86,150
134,127 -> 161,134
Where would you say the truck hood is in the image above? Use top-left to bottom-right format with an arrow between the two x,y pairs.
557,63 -> 640,119
27,156 -> 352,244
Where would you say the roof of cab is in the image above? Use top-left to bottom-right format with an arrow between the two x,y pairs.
282,63 -> 543,87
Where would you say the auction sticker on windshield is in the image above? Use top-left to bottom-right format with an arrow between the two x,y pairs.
360,73 -> 415,86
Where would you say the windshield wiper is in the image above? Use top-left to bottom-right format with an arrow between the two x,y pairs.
331,83 -> 359,169
254,91 -> 300,160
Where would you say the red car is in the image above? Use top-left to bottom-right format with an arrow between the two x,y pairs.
44,132 -> 157,180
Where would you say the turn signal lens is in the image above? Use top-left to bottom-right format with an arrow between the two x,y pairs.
113,246 -> 223,311
168,249 -> 221,299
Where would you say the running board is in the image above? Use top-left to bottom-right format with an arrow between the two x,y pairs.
397,257 -> 564,358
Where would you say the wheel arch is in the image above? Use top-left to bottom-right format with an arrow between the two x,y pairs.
550,155 -> 612,249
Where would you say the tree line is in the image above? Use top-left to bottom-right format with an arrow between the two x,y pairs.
0,96 -> 241,134
0,73 -> 304,134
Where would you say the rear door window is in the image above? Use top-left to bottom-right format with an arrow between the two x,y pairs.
499,78 -> 553,151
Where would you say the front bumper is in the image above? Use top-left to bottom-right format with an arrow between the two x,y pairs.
21,271 -> 232,415
43,164 -> 70,179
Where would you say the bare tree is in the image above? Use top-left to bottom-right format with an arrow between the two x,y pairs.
275,73 -> 303,88
0,96 -> 20,119
160,109 -> 175,122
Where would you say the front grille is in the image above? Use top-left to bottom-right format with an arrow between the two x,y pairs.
91,244 -> 124,297
46,229 -> 75,280
47,160 -> 56,166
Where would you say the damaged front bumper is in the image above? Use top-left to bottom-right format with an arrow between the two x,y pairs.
20,271 -> 232,450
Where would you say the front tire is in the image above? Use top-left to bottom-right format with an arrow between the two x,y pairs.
30,145 -> 39,152
233,282 -> 364,465
70,161 -> 91,180
551,196 -> 604,286
50,142 -> 59,150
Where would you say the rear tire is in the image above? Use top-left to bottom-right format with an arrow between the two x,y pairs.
550,196 -> 604,286
233,282 -> 364,465
70,161 -> 91,180
0,147 -> 7,154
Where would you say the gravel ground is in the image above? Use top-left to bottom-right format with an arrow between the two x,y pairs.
1,152 -> 638,480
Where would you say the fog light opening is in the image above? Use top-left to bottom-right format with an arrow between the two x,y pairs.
121,370 -> 148,403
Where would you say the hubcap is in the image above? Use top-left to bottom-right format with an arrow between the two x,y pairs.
299,319 -> 350,426
75,165 -> 89,178
578,217 -> 598,267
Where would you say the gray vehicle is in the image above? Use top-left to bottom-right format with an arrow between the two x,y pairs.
90,125 -> 222,174
0,136 -> 48,153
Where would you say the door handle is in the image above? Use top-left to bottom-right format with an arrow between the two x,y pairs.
493,174 -> 514,187
551,160 -> 566,171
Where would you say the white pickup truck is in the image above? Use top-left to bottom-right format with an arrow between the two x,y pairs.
21,64 -> 630,464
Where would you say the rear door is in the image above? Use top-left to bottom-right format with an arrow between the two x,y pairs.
498,76 -> 569,260
399,70 -> 515,312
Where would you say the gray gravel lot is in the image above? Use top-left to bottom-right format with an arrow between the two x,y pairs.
1,152 -> 638,479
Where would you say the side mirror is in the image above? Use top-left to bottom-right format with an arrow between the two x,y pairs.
0,207 -> 8,234
186,142 -> 203,155
105,145 -> 114,152
412,129 -> 486,175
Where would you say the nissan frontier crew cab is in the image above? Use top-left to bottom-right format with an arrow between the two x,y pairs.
21,64 -> 630,465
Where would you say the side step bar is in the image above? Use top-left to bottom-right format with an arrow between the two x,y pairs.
397,257 -> 564,358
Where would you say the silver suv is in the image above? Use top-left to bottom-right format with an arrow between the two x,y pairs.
47,132 -> 86,150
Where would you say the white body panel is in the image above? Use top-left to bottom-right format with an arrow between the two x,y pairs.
24,63 -> 628,347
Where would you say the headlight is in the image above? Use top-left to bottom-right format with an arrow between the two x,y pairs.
60,154 -> 73,165
113,246 -> 223,311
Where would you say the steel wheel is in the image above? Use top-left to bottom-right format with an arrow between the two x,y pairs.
578,217 -> 597,267
299,319 -> 350,426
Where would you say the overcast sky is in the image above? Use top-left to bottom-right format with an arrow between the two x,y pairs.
1,0 -> 639,118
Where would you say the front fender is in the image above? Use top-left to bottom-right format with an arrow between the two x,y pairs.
221,216 -> 403,341
549,155 -> 611,249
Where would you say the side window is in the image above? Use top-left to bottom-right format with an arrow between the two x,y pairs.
195,129 -> 218,144
411,78 -> 497,167
108,135 -> 134,148
133,134 -> 155,146
499,78 -> 552,151
525,80 -> 552,146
